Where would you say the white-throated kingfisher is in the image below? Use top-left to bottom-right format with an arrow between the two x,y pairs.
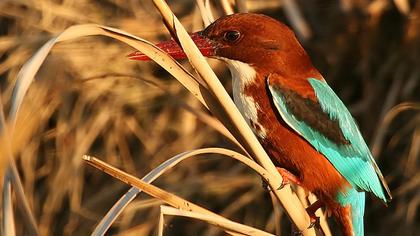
129,13 -> 392,236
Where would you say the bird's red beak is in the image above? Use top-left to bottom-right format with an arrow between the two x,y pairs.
128,32 -> 215,61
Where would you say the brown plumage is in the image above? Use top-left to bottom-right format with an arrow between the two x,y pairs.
130,13 -> 392,235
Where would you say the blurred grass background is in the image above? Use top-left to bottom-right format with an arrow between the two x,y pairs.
0,0 -> 419,235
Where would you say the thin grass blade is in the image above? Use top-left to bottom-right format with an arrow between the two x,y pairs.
83,155 -> 273,236
159,205 -> 274,236
2,174 -> 15,236
91,148 -> 275,235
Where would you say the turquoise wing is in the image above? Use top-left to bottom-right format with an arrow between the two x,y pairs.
267,77 -> 391,202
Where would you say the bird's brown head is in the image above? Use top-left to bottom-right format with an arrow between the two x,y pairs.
129,13 -> 316,76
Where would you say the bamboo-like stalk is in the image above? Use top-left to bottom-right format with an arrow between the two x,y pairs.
196,0 -> 214,27
204,0 -> 215,21
9,25 -> 210,120
0,87 -> 39,236
268,191 -> 282,236
91,148 -> 275,236
220,0 -> 235,15
151,0 -> 315,234
158,205 -> 273,236
2,176 -> 15,236
394,0 -> 410,14
7,161 -> 39,236
282,0 -> 312,40
308,193 -> 332,236
84,155 -> 274,236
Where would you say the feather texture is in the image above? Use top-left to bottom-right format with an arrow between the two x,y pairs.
267,77 -> 391,202
337,189 -> 366,236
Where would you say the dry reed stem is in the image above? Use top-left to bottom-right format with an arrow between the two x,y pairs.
196,0 -> 214,27
371,102 -> 420,157
152,0 -> 315,234
0,92 -> 11,175
268,191 -> 282,236
202,186 -> 265,235
0,91 -> 39,236
7,22 -> 245,167
6,162 -> 39,236
405,127 -> 420,175
296,186 -> 331,236
204,0 -> 215,22
5,22 -> 251,235
282,0 -> 312,40
2,1 -> 417,235
83,155 -> 274,236
307,194 -> 332,236
2,175 -> 15,236
220,0 -> 235,15
394,0 -> 410,14
86,73 -> 242,149
158,205 -> 273,236
179,103 -> 243,148
10,24 -> 211,121
92,147 -> 275,235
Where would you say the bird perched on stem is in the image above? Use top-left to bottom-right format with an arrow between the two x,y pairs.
129,13 -> 392,236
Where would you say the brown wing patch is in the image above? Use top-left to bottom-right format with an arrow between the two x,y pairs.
270,85 -> 350,146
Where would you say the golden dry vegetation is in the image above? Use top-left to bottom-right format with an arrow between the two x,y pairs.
0,0 -> 419,236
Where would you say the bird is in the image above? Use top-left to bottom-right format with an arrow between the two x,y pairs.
129,13 -> 392,236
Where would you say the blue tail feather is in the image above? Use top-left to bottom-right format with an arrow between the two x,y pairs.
337,189 -> 366,236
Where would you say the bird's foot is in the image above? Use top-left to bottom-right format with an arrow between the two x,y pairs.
276,167 -> 301,189
307,216 -> 320,229
306,200 -> 323,229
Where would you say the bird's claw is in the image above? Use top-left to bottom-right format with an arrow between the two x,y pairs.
276,167 -> 301,189
263,168 -> 300,191
307,216 -> 320,229
305,200 -> 323,229
277,177 -> 290,190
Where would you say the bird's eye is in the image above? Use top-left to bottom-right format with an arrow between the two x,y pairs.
223,30 -> 241,42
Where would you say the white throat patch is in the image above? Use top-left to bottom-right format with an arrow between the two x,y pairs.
221,58 -> 267,138
223,59 -> 257,86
